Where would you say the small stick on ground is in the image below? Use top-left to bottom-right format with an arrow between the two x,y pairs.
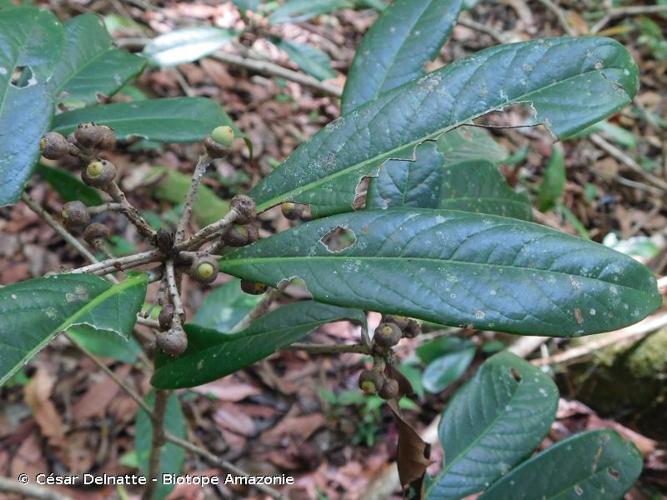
175,154 -> 211,244
142,389 -> 170,500
0,476 -> 72,500
536,0 -> 577,36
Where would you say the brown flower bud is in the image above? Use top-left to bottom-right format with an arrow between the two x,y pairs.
61,201 -> 90,231
83,223 -> 110,246
373,322 -> 402,348
190,256 -> 218,284
281,202 -> 307,220
378,378 -> 400,400
403,319 -> 422,339
155,228 -> 174,255
359,369 -> 384,395
230,194 -> 256,224
74,123 -> 115,150
158,304 -> 175,331
82,159 -> 116,188
240,280 -> 268,295
221,223 -> 259,247
40,132 -> 70,160
157,323 -> 188,356
382,314 -> 410,330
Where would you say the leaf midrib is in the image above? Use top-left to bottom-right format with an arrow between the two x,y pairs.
256,64 -> 630,211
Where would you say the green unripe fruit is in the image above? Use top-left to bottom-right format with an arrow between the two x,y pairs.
359,369 -> 384,395
210,125 -> 235,147
378,378 -> 400,400
230,194 -> 256,224
241,280 -> 268,295
40,132 -> 70,160
157,323 -> 188,356
61,201 -> 90,230
191,256 -> 218,284
74,123 -> 116,150
83,223 -> 110,246
373,322 -> 402,348
82,159 -> 116,188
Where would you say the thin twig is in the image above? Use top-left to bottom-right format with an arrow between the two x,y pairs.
103,182 -> 157,241
285,343 -> 371,355
593,4 -> 667,31
536,0 -> 577,36
142,389 -> 170,500
136,316 -> 161,329
176,208 -> 239,251
68,249 -> 162,276
163,433 -> 284,499
458,17 -> 507,44
165,260 -> 184,320
87,202 -> 123,215
232,281 -> 290,332
175,154 -> 212,245
0,476 -> 72,500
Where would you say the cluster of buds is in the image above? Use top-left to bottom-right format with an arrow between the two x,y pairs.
373,315 -> 421,350
358,366 -> 400,400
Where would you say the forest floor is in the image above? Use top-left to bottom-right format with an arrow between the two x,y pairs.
0,0 -> 666,499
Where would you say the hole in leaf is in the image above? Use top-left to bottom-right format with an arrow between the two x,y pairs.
509,367 -> 522,382
10,66 -> 34,88
320,226 -> 356,253
607,467 -> 620,479
352,175 -> 371,210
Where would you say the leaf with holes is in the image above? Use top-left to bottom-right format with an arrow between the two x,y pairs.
49,13 -> 146,106
478,430 -> 643,500
0,6 -> 63,206
52,97 -> 234,143
135,391 -> 186,499
192,279 -> 262,332
275,39 -> 336,81
37,164 -> 103,206
426,351 -> 558,499
341,0 -> 464,113
152,301 -> 365,388
250,37 -> 638,217
366,143 -> 531,219
219,209 -> 660,337
0,273 -> 147,386
143,27 -> 236,67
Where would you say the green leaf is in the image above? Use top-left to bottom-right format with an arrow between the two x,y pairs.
275,39 -> 336,81
219,209 -> 660,337
49,13 -> 146,106
422,346 -> 475,393
479,430 -> 643,500
233,0 -> 260,14
52,97 -> 234,143
36,164 -> 103,206
68,324 -> 143,364
418,337 -> 473,364
0,6 -> 63,206
270,0 -> 353,24
341,0 -> 464,113
0,273 -> 147,385
538,145 -> 566,212
427,351 -> 559,499
135,391 -> 186,499
148,166 -> 229,226
437,126 -> 508,165
250,37 -> 639,216
192,279 -> 262,331
152,301 -> 365,389
143,27 -> 236,67
366,143 -> 531,219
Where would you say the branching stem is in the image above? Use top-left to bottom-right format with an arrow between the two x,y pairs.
175,154 -> 211,244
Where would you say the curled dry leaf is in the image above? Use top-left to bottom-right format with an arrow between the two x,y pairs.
388,401 -> 431,495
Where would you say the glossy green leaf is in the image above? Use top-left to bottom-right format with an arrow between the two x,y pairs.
366,143 -> 531,219
270,0 -> 353,24
417,337 -> 473,364
135,391 -> 186,499
422,346 -> 475,393
437,126 -> 508,165
152,301 -> 365,388
275,39 -> 336,81
37,164 -> 103,206
219,209 -> 660,337
192,279 -> 262,332
479,430 -> 643,500
538,145 -> 566,212
143,27 -> 236,67
341,0 -> 464,113
148,166 -> 229,226
0,7 -> 63,206
233,0 -> 260,14
49,13 -> 146,106
426,351 -> 559,499
0,273 -> 147,385
52,97 -> 234,143
250,37 -> 639,216
68,324 -> 143,364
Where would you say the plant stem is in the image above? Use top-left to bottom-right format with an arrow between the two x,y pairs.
232,281 -> 289,332
142,389 -> 169,500
285,343 -> 371,355
87,202 -> 123,214
175,154 -> 211,245
175,208 -> 239,251
103,182 -> 157,241
165,260 -> 184,320
68,249 -> 162,275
